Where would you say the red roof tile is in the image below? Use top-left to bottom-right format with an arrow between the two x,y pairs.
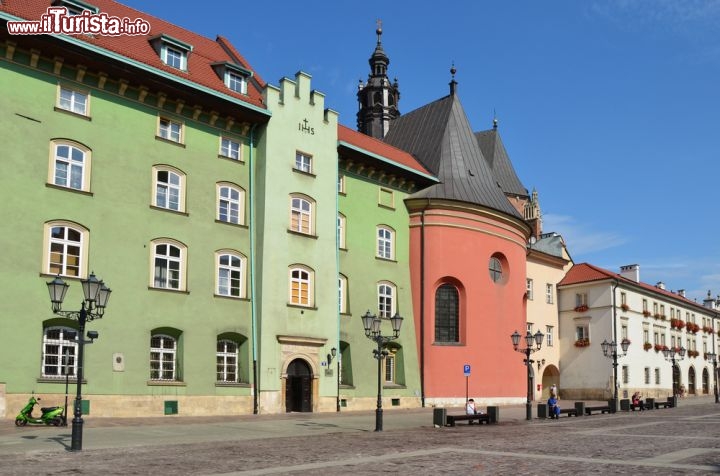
337,125 -> 434,178
1,0 -> 266,110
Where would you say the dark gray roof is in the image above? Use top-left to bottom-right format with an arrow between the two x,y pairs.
384,94 -> 521,218
532,232 -> 568,259
475,129 -> 528,198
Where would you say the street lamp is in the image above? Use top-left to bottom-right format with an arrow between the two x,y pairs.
510,330 -> 544,421
361,310 -> 403,432
46,272 -> 111,451
707,352 -> 718,403
601,338 -> 630,411
662,346 -> 686,397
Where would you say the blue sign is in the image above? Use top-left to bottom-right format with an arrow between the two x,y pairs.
463,364 -> 471,376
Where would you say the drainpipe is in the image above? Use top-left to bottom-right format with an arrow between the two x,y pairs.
249,123 -> 259,415
419,198 -> 430,407
335,155 -> 341,412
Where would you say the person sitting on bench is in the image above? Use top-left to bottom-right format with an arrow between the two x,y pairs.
466,398 -> 484,423
548,395 -> 561,419
632,391 -> 644,411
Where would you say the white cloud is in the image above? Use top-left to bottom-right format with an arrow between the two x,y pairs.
542,213 -> 627,256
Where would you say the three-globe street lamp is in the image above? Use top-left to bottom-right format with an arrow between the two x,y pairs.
601,338 -> 630,412
662,346 -> 686,397
510,330 -> 544,421
361,310 -> 403,432
707,352 -> 719,404
47,272 -> 111,452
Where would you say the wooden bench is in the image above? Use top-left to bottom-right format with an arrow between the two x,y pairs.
654,401 -> 672,409
584,405 -> 611,415
446,413 -> 491,426
549,407 -> 579,418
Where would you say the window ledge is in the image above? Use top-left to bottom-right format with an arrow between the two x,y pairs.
433,342 -> 464,346
215,382 -> 251,388
217,154 -> 245,164
213,294 -> 250,301
340,312 -> 353,317
292,168 -> 316,178
383,384 -> 406,390
339,247 -> 348,252
287,229 -> 318,239
215,219 -> 248,229
53,106 -> 91,121
339,384 -> 355,389
378,204 -> 395,211
147,380 -> 186,387
154,136 -> 186,148
375,256 -> 398,263
149,205 -> 189,216
37,377 -> 86,384
148,286 -> 190,295
45,183 -> 93,196
287,303 -> 318,311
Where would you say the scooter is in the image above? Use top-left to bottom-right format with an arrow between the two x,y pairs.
15,395 -> 65,427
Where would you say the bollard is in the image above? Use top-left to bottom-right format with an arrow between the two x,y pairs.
620,399 -> 630,411
645,397 -> 655,410
537,403 -> 547,419
433,408 -> 446,426
575,401 -> 585,416
487,405 -> 499,423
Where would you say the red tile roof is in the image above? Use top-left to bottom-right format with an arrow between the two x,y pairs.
1,0 -> 266,110
337,125 -> 435,178
559,262 -> 709,310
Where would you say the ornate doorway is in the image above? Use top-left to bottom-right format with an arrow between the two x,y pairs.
285,358 -> 312,412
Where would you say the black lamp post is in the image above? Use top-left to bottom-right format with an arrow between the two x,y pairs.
707,352 -> 719,403
601,338 -> 630,411
361,310 -> 403,432
510,330 -> 543,421
662,346 -> 686,397
47,272 -> 111,452
327,347 -> 339,412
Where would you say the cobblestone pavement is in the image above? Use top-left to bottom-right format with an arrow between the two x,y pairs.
1,398 -> 719,475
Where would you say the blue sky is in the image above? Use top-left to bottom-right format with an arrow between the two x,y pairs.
123,0 -> 720,302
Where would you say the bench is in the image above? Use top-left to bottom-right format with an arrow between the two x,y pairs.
630,402 -> 647,411
549,407 -> 579,418
446,413 -> 491,426
584,405 -> 611,415
654,401 -> 672,409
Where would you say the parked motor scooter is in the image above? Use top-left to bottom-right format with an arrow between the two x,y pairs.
15,395 -> 65,427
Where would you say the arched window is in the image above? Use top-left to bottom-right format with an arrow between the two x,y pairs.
378,281 -> 396,318
217,183 -> 245,225
49,140 -> 91,192
152,165 -> 185,212
44,221 -> 88,277
377,226 -> 394,260
290,194 -> 315,235
151,239 -> 186,290
289,265 -> 314,307
337,213 -> 346,249
339,274 -> 348,314
150,334 -> 177,381
216,250 -> 246,298
217,339 -> 239,383
435,283 -> 459,343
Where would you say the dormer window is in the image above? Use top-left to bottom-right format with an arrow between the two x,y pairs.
150,34 -> 193,72
212,62 -> 252,95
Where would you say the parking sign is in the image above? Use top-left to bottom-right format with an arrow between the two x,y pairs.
463,364 -> 471,376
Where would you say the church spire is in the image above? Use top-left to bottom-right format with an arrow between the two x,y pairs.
356,21 -> 401,139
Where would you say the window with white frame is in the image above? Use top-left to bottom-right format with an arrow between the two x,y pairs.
162,45 -> 186,70
150,334 -> 177,380
575,325 -> 588,340
575,293 -> 587,308
384,348 -> 398,384
654,331 -> 659,345
339,274 -> 348,314
655,368 -> 660,384
45,222 -> 87,277
151,240 -> 185,290
621,325 -> 628,340
295,152 -> 312,173
290,195 -> 313,235
337,214 -> 346,249
217,183 -> 244,225
57,86 -> 88,115
620,292 -> 627,306
546,283 -> 554,304
289,266 -> 313,307
216,339 -> 239,383
526,322 -> 534,333
377,226 -> 394,260
622,365 -> 629,384
546,325 -> 554,346
50,141 -> 90,191
338,174 -> 346,194
644,367 -> 650,384
220,137 -> 241,160
216,251 -> 245,298
225,71 -> 247,94
378,281 -> 396,318
644,328 -> 650,344
42,327 -> 77,378
153,166 -> 185,212
158,117 -> 183,143
643,299 -> 648,312
526,279 -> 534,300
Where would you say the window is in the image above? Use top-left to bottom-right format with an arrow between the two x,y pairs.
435,283 -> 459,343
378,282 -> 396,318
151,240 -> 186,290
621,325 -> 628,340
575,325 -> 588,340
50,141 -> 90,191
384,349 -> 396,384
57,86 -> 88,115
546,284 -> 554,304
620,292 -> 627,306
526,279 -> 534,300
217,183 -> 244,225
150,334 -> 177,380
226,71 -> 247,94
338,174 -> 346,194
216,251 -> 245,298
289,265 -> 313,307
643,328 -> 650,344
42,327 -> 77,378
290,195 -> 314,235
378,188 -> 394,208
295,152 -> 312,173
575,293 -> 587,308
377,226 -> 394,260
643,299 -> 648,312
654,331 -> 659,345
546,326 -> 554,347
489,257 -> 503,283
644,367 -> 650,385
152,166 -> 185,212
45,222 -> 87,277
339,274 -> 348,314
217,339 -> 239,383
163,45 -> 186,69
526,322 -> 533,333
220,137 -> 242,160
338,214 -> 346,249
622,365 -> 629,384
655,368 -> 661,385
158,117 -> 183,143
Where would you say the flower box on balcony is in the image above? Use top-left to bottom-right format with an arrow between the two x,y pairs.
653,313 -> 662,320
643,342 -> 652,351
574,305 -> 589,312
574,338 -> 590,347
703,326 -> 714,334
642,310 -> 651,317
620,304 -> 630,312
654,344 -> 667,352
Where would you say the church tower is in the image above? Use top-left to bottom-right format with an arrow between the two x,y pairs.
356,22 -> 400,139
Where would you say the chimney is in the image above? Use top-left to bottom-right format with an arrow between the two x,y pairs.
656,282 -> 665,290
619,264 -> 640,282
678,289 -> 686,298
703,290 -> 716,310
